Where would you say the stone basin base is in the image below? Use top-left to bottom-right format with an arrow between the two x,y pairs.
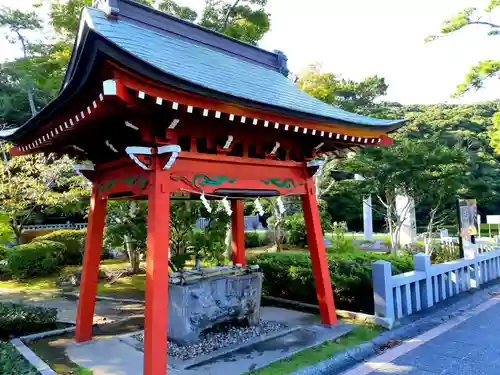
168,272 -> 263,344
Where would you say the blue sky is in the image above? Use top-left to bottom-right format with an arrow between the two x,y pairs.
1,0 -> 499,104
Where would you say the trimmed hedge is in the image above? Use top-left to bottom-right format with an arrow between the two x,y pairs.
33,229 -> 86,265
7,240 -> 63,279
0,341 -> 38,375
0,302 -> 57,339
244,231 -> 269,248
250,251 -> 413,314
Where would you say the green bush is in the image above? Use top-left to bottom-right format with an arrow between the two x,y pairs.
0,341 -> 38,375
244,231 -> 268,248
431,244 -> 460,263
284,212 -> 307,246
0,302 -> 57,339
33,229 -> 87,265
249,251 -> 413,314
7,240 -> 63,279
0,244 -> 8,261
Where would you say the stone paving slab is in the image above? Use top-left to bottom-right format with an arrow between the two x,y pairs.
65,306 -> 353,375
66,338 -> 186,375
186,324 -> 354,375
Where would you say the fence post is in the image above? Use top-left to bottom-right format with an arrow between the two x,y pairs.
372,260 -> 394,322
414,253 -> 433,308
472,258 -> 480,289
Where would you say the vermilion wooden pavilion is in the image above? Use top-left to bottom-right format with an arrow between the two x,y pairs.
1,1 -> 404,374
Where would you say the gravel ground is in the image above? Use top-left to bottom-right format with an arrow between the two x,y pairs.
134,320 -> 287,360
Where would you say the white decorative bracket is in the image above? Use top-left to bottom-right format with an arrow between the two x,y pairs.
157,144 -> 182,170
125,146 -> 153,170
125,145 -> 181,170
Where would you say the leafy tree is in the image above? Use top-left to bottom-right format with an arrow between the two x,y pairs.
105,200 -> 147,273
0,6 -> 43,116
337,137 -> 470,253
489,112 -> 500,154
47,0 -> 270,44
297,64 -> 389,115
426,1 -> 500,97
169,200 -> 201,260
200,0 -> 270,45
0,150 -> 90,243
158,0 -> 197,21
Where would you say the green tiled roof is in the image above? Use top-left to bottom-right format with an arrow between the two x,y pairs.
86,7 -> 403,128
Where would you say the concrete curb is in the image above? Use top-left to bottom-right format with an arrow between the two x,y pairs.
117,326 -> 303,370
60,292 -> 145,304
262,295 -> 393,329
335,310 -> 393,330
9,317 -> 135,375
20,326 -> 76,342
292,279 -> 500,375
10,338 -> 57,375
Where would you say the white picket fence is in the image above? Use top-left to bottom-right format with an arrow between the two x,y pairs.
373,249 -> 500,325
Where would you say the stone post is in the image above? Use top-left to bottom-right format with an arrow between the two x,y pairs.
363,196 -> 373,241
414,253 -> 433,308
372,260 -> 394,322
396,193 -> 417,246
354,174 -> 373,241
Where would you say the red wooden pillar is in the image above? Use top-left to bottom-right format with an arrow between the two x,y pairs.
144,164 -> 170,375
301,179 -> 338,325
231,200 -> 246,267
75,186 -> 107,342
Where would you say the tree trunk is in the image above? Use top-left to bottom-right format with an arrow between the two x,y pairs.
225,221 -> 232,260
386,203 -> 398,256
124,235 -> 140,274
11,218 -> 22,245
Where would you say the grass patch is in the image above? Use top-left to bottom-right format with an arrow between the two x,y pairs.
0,259 -> 132,294
96,274 -> 146,299
247,325 -> 382,375
0,274 -> 59,292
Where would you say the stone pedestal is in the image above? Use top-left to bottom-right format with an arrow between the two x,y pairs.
168,272 -> 263,344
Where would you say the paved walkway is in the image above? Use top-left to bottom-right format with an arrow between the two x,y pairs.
343,296 -> 500,375
0,288 -> 144,323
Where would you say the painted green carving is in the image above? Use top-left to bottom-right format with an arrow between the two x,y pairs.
99,176 -> 148,194
260,178 -> 305,192
123,176 -> 149,191
171,174 -> 237,192
98,180 -> 117,193
193,174 -> 237,189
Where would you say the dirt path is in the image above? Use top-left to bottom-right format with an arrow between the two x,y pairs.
0,288 -> 144,323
